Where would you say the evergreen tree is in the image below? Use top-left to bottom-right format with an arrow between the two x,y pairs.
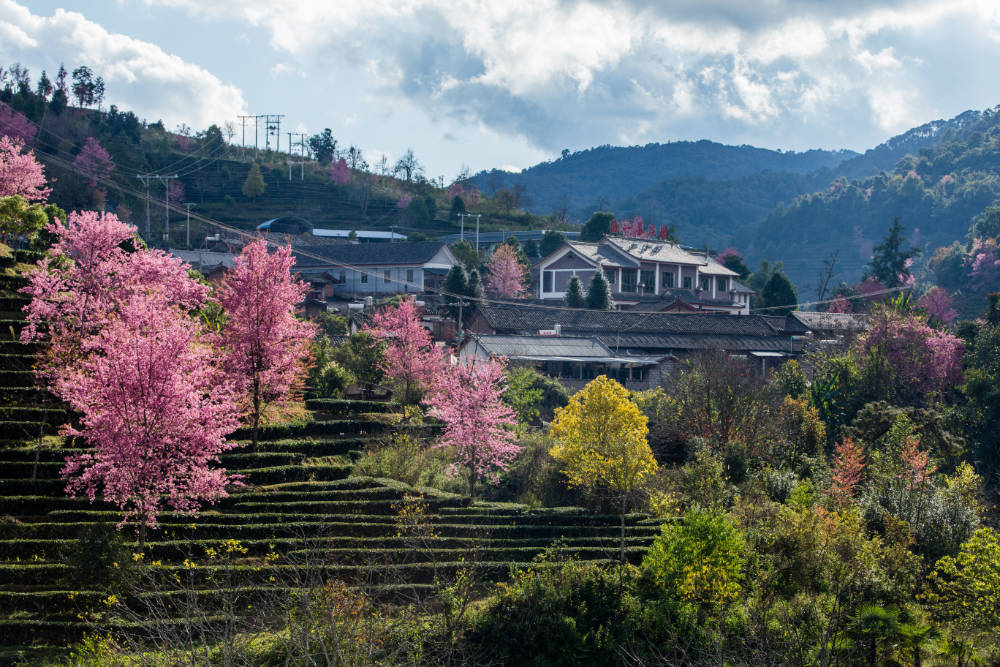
867,217 -> 920,288
564,275 -> 586,308
761,272 -> 798,315
523,239 -> 540,258
444,265 -> 469,320
467,268 -> 484,301
580,211 -> 614,242
450,195 -> 466,219
586,271 -> 613,310
241,163 -> 266,201
540,229 -> 566,256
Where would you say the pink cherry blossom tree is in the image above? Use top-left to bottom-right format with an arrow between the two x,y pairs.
917,287 -> 958,324
72,137 -> 114,188
0,136 -> 50,202
827,296 -> 853,313
485,243 -> 527,298
330,158 -> 351,185
58,297 -> 241,537
858,308 -> 964,399
424,357 -> 520,498
364,298 -> 443,411
396,193 -> 412,209
215,239 -> 314,449
0,105 -> 36,143
968,238 -> 1000,292
21,211 -> 241,537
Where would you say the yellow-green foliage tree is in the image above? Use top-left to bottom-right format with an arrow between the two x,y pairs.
922,527 -> 1000,663
549,375 -> 657,562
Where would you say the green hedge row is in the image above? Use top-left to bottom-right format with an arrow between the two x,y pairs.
0,421 -> 61,437
0,447 -> 80,463
0,406 -> 68,423
0,478 -> 65,495
0,460 -> 64,477
235,463 -> 353,485
233,437 -> 368,457
14,249 -> 45,264
0,518 -> 660,542
0,296 -> 29,313
0,370 -> 37,387
232,419 -> 391,440
303,398 -> 394,414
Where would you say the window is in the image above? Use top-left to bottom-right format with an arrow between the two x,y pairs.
717,277 -> 727,292
543,271 -> 553,292
699,276 -> 710,291
338,270 -> 346,283
662,271 -> 673,288
406,269 -> 414,283
604,268 -> 617,284
361,272 -> 368,284
621,269 -> 637,292
640,270 -> 655,292
682,276 -> 692,290
384,270 -> 391,283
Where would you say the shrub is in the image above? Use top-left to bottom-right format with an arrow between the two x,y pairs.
59,524 -> 142,592
314,361 -> 355,399
467,557 -> 642,666
640,508 -> 745,620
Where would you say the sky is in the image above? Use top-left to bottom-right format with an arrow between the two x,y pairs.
3,1 -> 1000,180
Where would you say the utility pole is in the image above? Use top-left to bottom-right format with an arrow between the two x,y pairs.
136,174 -> 153,237
263,114 -> 284,152
286,132 -> 307,181
237,114 -> 254,152
457,212 -> 470,243
161,175 -> 177,243
183,203 -> 196,248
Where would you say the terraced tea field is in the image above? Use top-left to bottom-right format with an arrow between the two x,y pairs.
0,250 -> 662,661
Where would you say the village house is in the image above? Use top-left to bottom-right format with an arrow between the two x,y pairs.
534,236 -> 753,314
465,303 -> 802,379
458,334 -> 670,392
292,241 -> 459,299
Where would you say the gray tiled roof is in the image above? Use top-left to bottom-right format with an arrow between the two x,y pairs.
293,241 -> 449,267
597,333 -> 794,352
475,335 -> 614,358
474,304 -> 779,337
791,311 -> 869,333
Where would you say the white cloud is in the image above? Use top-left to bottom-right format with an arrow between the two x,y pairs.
126,0 -> 1000,153
0,1 -> 247,129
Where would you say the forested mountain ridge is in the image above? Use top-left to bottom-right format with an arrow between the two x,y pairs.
471,140 -> 857,219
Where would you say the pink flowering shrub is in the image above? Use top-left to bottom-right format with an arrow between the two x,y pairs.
0,105 -> 36,143
424,357 -> 520,498
330,158 -> 351,185
917,287 -> 958,324
858,309 -> 964,398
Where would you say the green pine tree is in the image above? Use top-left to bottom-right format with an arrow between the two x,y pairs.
761,272 -> 798,315
580,211 -> 614,242
241,163 -> 267,201
467,268 -> 484,301
564,275 -> 586,308
444,265 -> 469,320
586,271 -> 613,310
867,217 -> 920,288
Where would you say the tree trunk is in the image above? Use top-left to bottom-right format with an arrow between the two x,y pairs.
252,374 -> 260,450
620,496 -> 627,565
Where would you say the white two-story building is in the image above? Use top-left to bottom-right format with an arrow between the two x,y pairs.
535,236 -> 752,315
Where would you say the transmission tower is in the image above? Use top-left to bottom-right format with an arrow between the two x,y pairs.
263,114 -> 284,152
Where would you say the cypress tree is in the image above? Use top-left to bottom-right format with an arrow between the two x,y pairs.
586,271 -> 613,310
761,272 -> 798,315
564,275 -> 586,308
444,265 -> 469,320
467,268 -> 484,301
241,163 -> 266,201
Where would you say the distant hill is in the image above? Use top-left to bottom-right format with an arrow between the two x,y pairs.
471,141 -> 857,219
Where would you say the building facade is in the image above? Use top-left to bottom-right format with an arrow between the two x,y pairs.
535,236 -> 752,314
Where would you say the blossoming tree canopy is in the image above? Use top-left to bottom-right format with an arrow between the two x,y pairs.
21,210 -> 208,374
424,357 -> 520,498
485,243 -> 527,298
215,239 -> 314,448
364,298 -> 443,408
58,297 -> 242,529
0,135 -> 50,202
72,136 -> 114,188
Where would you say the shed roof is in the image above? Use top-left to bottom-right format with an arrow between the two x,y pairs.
473,304 -> 779,337
293,241 -> 451,267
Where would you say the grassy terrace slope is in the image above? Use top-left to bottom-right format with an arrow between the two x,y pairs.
0,256 -> 661,659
